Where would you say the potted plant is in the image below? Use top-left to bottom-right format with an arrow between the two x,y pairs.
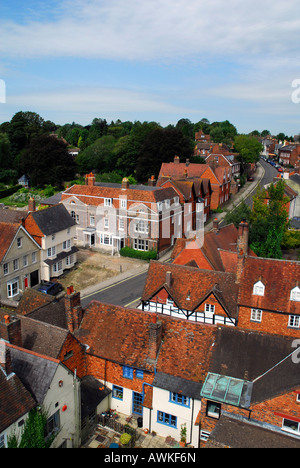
180,423 -> 187,447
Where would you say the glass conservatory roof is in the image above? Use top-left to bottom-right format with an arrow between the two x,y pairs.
201,373 -> 252,408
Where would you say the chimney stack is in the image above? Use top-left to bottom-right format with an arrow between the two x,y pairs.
0,315 -> 22,347
213,217 -> 219,233
148,315 -> 162,362
174,155 -> 180,164
166,271 -> 172,288
85,172 -> 95,186
236,249 -> 245,283
237,220 -> 249,255
64,286 -> 83,333
28,197 -> 36,212
122,177 -> 130,190
148,175 -> 156,186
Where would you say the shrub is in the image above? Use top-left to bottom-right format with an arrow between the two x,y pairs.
120,432 -> 131,445
119,246 -> 157,261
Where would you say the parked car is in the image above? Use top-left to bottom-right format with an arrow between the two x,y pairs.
37,281 -> 63,296
277,167 -> 283,172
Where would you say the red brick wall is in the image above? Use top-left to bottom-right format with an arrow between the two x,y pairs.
251,391 -> 300,430
86,353 -> 154,392
238,306 -> 300,338
58,334 -> 87,379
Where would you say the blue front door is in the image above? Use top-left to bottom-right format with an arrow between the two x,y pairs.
132,392 -> 143,415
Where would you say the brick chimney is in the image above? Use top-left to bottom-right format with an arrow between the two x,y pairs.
213,217 -> 219,233
166,271 -> 172,288
28,197 -> 36,212
236,249 -> 245,283
122,177 -> 130,190
64,286 -> 83,333
148,175 -> 156,186
237,220 -> 249,255
174,155 -> 180,164
0,315 -> 22,347
85,172 -> 95,186
148,314 -> 162,362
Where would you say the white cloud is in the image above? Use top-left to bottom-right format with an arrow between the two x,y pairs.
1,0 -> 300,62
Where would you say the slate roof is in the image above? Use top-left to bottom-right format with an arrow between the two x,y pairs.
206,414 -> 300,448
141,261 -> 239,316
0,208 -> 28,224
27,204 -> 76,236
153,372 -> 202,399
0,360 -> 36,433
208,326 -> 300,404
19,315 -> 69,358
9,344 -> 60,404
81,376 -> 111,420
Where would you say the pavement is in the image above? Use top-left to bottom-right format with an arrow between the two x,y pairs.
80,163 -> 265,303
83,413 -> 185,449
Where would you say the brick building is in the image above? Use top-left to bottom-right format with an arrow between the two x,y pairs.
61,174 -> 180,255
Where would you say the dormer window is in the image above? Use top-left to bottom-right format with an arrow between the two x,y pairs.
253,281 -> 265,296
291,287 -> 300,302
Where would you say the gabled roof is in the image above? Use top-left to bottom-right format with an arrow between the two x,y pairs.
172,223 -> 245,272
141,261 -> 238,315
238,256 -> 300,315
26,204 -> 76,236
208,326 -> 300,405
75,300 -> 217,383
0,222 -> 20,262
62,183 -> 177,207
9,343 -> 60,404
0,353 -> 36,433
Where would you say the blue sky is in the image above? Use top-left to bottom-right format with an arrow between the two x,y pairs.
1,0 -> 300,136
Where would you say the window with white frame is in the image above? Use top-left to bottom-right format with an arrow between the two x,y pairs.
47,246 -> 56,258
120,198 -> 127,209
119,217 -> 124,231
13,259 -> 19,271
53,261 -> 63,273
3,263 -> 9,275
7,278 -> 19,298
290,287 -> 300,302
253,281 -> 265,296
0,434 -> 5,449
104,198 -> 112,207
100,234 -> 112,245
17,237 -> 22,248
23,255 -> 28,267
282,417 -> 300,435
32,252 -> 37,264
205,304 -> 215,314
104,217 -> 109,229
251,309 -> 262,322
134,239 -> 149,251
135,219 -> 147,233
66,255 -> 74,266
63,239 -> 71,250
206,401 -> 221,419
289,315 -> 300,329
90,215 -> 95,226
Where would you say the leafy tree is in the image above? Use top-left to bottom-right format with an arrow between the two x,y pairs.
224,199 -> 252,228
135,126 -> 194,182
7,408 -> 56,448
20,134 -> 76,188
249,180 -> 289,258
234,134 -> 262,174
76,135 -> 116,174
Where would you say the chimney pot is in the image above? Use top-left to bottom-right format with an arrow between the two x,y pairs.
4,315 -> 10,325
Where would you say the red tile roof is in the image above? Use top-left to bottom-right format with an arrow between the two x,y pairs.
75,300 -> 217,383
141,261 -> 239,315
0,223 -> 20,262
238,256 -> 300,314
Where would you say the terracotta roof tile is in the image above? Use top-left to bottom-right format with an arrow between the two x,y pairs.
0,222 -> 20,262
